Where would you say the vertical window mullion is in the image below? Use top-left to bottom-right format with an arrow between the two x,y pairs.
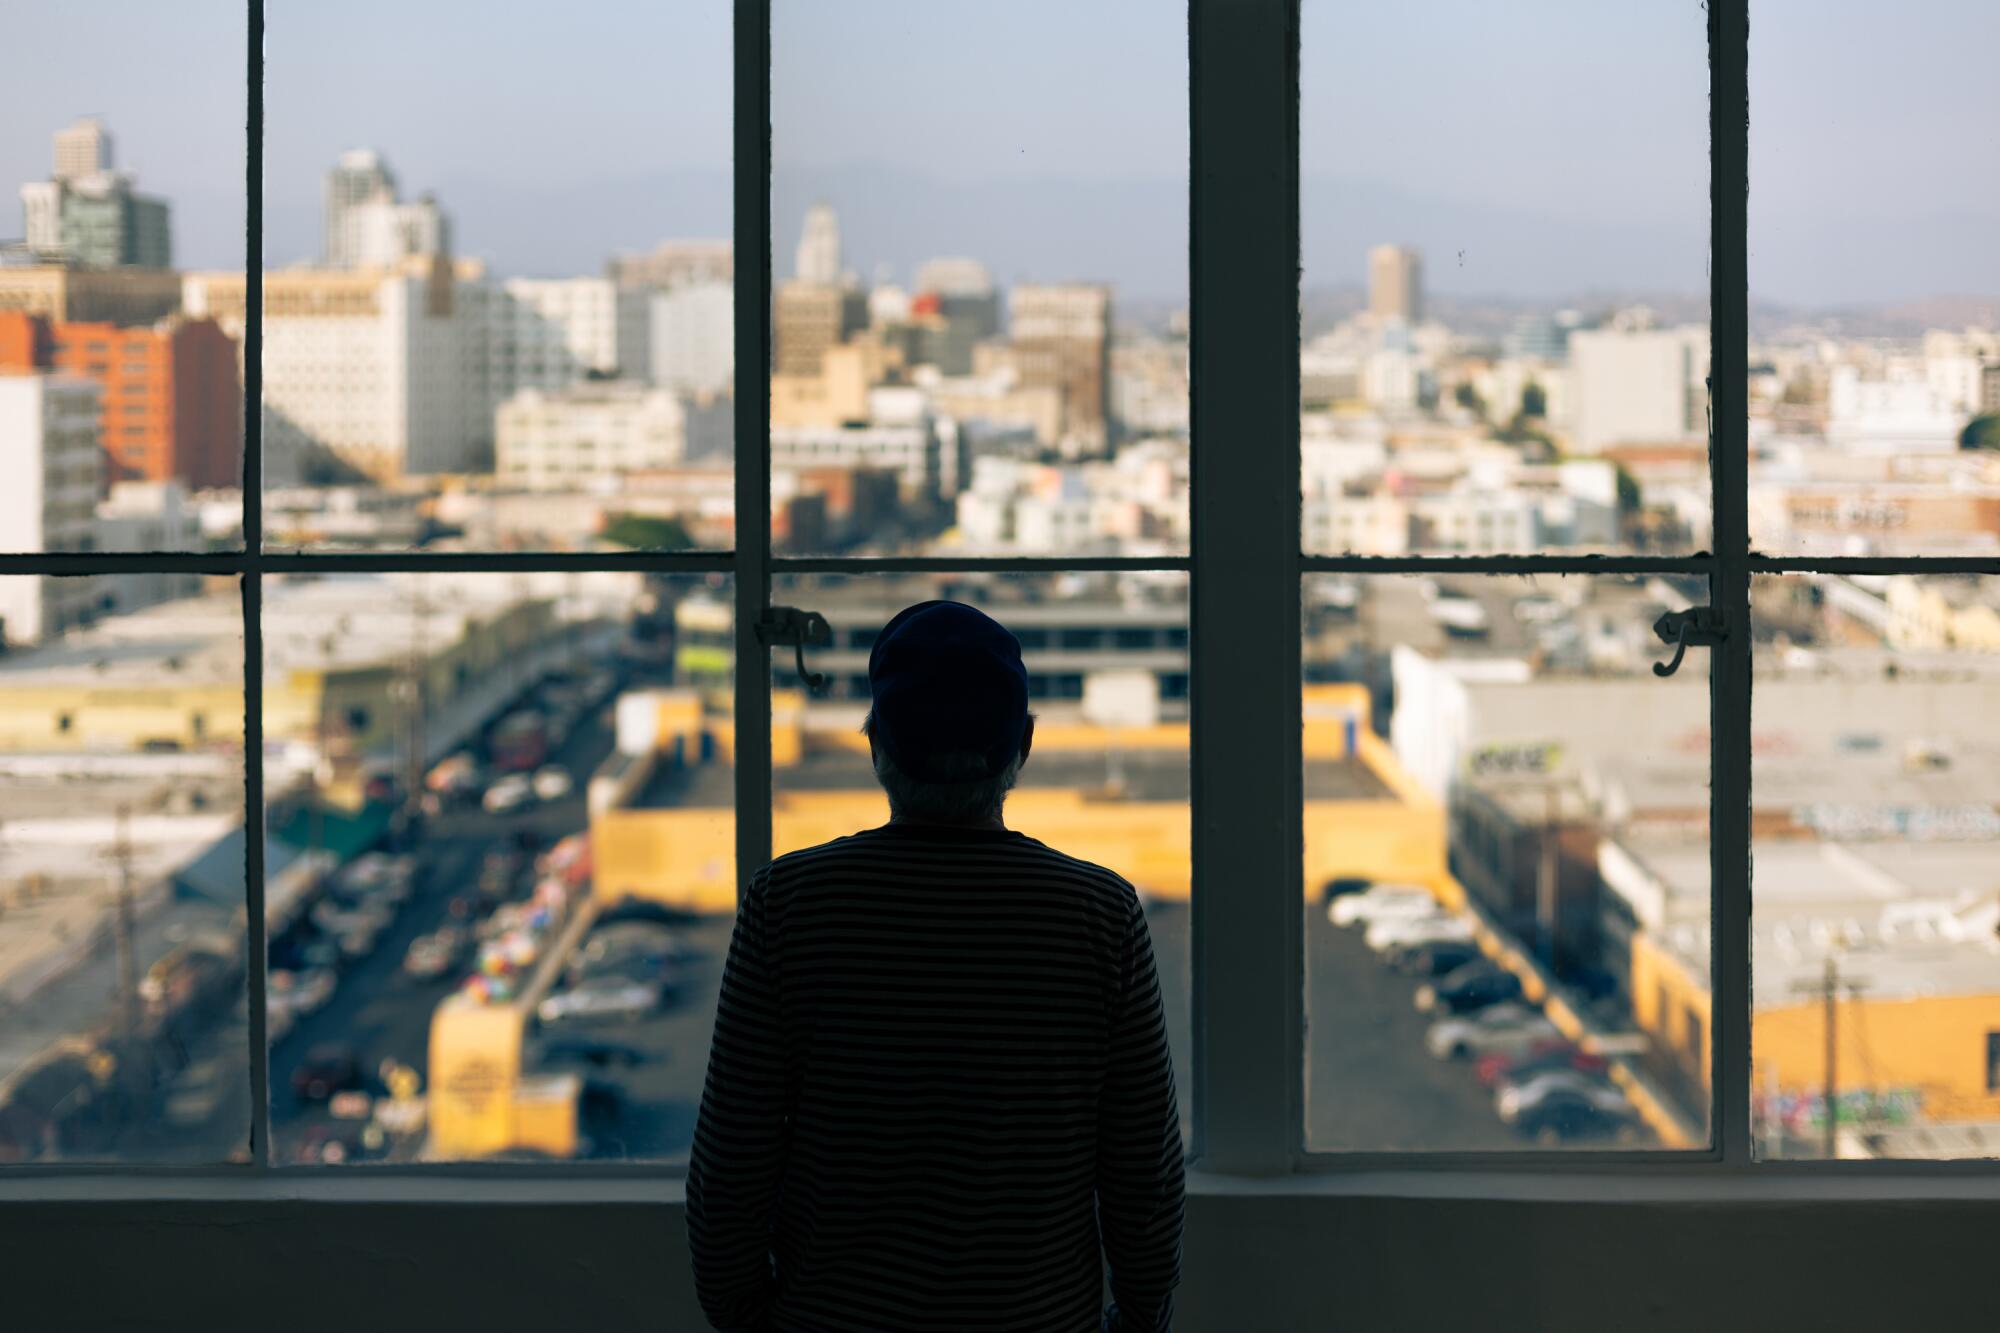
733,0 -> 775,896
1189,0 -> 1301,1173
1708,0 -> 1753,1166
242,0 -> 271,1170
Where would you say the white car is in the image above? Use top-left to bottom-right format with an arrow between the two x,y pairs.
1426,1003 -> 1561,1060
532,765 -> 573,801
1513,595 -> 1565,625
483,772 -> 536,813
290,967 -> 337,1016
1365,912 -> 1474,954
1496,1069 -> 1629,1123
1330,885 -> 1436,929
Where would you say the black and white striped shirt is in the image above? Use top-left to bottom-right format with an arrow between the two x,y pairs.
688,822 -> 1185,1332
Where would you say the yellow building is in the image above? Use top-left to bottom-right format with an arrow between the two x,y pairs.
0,265 -> 181,327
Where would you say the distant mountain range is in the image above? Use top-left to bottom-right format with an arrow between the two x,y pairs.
229,162 -> 1997,338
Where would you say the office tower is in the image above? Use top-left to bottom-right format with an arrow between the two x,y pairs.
324,149 -> 399,268
348,191 -> 452,268
1011,283 -> 1114,457
1567,325 -> 1709,454
495,277 -> 638,389
19,119 -> 172,269
607,240 -> 734,292
183,261 -> 495,485
650,280 -> 734,393
794,203 -> 842,284
52,117 -> 113,182
1368,244 -> 1423,324
774,280 -> 867,378
913,257 -> 1001,373
0,373 -> 102,642
50,319 -> 239,490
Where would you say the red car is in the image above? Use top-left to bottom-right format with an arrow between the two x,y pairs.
1475,1040 -> 1608,1089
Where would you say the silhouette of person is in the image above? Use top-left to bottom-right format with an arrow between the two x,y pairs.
689,600 -> 1184,1331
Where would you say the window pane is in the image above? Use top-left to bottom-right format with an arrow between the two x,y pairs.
1749,3 -> 2000,556
252,3 -> 732,552
771,2 -> 1188,556
0,580 -> 248,1163
1752,574 -> 2000,1159
1,2 -> 245,553
264,571 -> 731,1164
1301,1 -> 1708,556
771,572 -> 1191,1149
1304,574 -> 1710,1150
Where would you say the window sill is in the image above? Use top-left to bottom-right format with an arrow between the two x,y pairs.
4,1163 -> 2000,1207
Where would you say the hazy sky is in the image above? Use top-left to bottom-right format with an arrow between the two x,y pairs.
4,0 -> 1996,306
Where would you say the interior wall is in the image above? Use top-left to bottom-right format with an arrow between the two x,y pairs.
4,1194 -> 1991,1331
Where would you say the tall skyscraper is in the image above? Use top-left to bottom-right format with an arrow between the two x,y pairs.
774,280 -> 867,378
19,119 -> 171,269
1010,283 -> 1114,457
52,117 -> 113,183
1368,244 -> 1423,324
324,149 -> 399,268
794,203 -> 842,284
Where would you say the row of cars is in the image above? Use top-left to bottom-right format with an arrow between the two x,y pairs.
267,852 -> 420,1051
1329,882 -> 1647,1146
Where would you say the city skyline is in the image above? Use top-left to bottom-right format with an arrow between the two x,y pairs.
5,1 -> 1999,305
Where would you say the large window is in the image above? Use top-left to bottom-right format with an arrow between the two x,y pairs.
2,0 -> 1997,1181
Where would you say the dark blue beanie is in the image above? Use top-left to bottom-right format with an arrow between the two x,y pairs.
867,601 -> 1029,784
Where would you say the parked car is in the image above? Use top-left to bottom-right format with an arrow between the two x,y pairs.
1425,1003 -> 1561,1060
1512,595 -> 1565,625
404,927 -> 467,980
290,1044 -> 363,1102
1366,912 -> 1475,955
1499,1073 -> 1641,1144
483,772 -> 536,813
532,765 -> 573,802
1415,961 -> 1524,1015
1330,883 -> 1435,929
536,976 -> 665,1026
311,900 -> 392,939
568,923 -> 687,985
1476,1040 -> 1610,1089
163,1059 -> 231,1130
1388,938 -> 1484,978
1318,876 -> 1374,909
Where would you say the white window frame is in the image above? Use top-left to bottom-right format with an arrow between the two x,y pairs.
2,0 -> 1995,1201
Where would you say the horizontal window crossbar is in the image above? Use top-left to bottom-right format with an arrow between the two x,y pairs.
1748,554 -> 2000,576
1299,553 -> 1715,575
771,555 -> 1192,575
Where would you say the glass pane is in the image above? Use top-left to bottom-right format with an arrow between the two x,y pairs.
1752,574 -> 2000,1159
771,2 -> 1188,556
264,571 -> 731,1163
1301,1 -> 1708,555
1749,3 -> 2000,556
0,579 -> 249,1163
1304,573 -> 1710,1150
254,3 -> 732,552
771,572 -> 1191,1148
1,2 -> 246,553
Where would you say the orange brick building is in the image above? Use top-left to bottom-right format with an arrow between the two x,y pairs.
0,310 -> 240,491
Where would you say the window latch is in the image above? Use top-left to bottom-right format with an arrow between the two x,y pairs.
755,606 -> 833,695
1651,605 -> 1726,678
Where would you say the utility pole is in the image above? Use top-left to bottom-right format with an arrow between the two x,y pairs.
1792,953 -> 1870,1160
1536,779 -> 1559,966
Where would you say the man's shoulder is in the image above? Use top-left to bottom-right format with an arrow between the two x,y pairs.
763,829 -> 1140,915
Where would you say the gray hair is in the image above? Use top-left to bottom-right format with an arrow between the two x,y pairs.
862,713 -> 1025,824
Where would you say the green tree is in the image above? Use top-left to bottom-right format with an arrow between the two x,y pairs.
1520,381 -> 1547,419
1960,413 -> 2000,450
1614,464 -> 1642,514
1453,382 -> 1485,417
601,513 -> 693,550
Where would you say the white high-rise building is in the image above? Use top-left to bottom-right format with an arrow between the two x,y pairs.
1567,324 -> 1709,454
324,149 -> 399,268
0,374 -> 102,645
348,192 -> 452,268
649,280 -> 734,393
184,263 -> 497,484
495,278 -> 648,389
53,117 -> 113,183
794,203 -> 842,284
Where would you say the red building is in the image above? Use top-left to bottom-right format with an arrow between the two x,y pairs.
0,310 -> 241,491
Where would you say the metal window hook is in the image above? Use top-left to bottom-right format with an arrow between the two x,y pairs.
755,606 -> 833,695
1651,606 -> 1726,678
